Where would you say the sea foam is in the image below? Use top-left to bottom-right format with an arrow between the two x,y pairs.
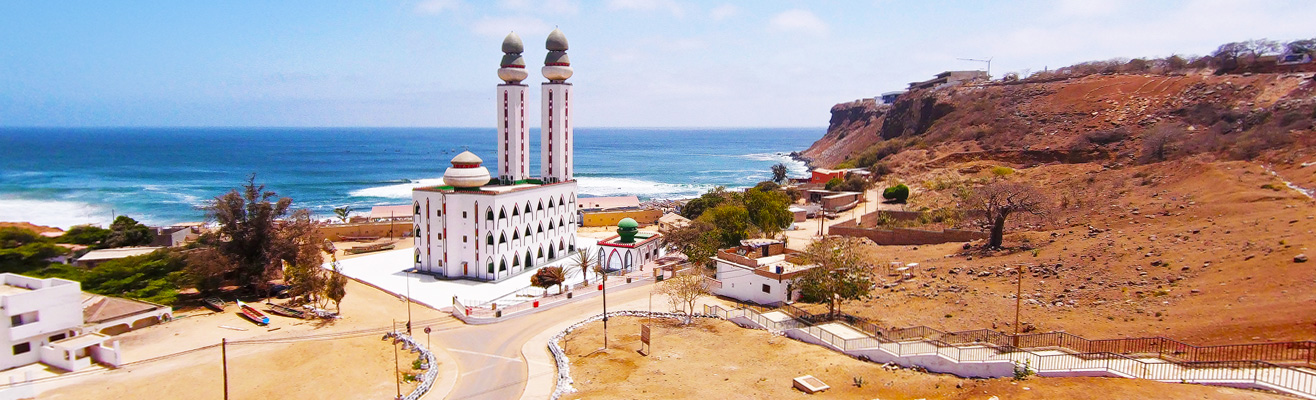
349,178 -> 446,199
0,198 -> 113,229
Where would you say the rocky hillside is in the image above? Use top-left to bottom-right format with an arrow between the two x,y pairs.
803,71 -> 1316,170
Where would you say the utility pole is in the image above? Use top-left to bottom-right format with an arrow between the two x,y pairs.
602,259 -> 609,349
405,268 -> 413,335
222,338 -> 229,400
957,57 -> 993,79
393,319 -> 401,399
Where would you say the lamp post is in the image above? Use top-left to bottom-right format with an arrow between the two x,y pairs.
1013,263 -> 1028,348
406,268 -> 413,335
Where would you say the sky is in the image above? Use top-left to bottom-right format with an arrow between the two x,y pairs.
1,0 -> 1313,128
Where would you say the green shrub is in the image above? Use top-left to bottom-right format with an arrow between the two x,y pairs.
882,184 -> 910,203
824,177 -> 844,191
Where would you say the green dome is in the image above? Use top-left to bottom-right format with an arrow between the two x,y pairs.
618,218 -> 638,228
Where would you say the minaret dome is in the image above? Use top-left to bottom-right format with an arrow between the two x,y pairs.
498,32 -> 529,84
542,28 -> 573,82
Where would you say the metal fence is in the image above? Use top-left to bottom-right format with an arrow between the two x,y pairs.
706,304 -> 1316,399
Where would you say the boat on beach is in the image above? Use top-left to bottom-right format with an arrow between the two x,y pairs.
237,300 -> 270,325
266,302 -> 308,319
204,297 -> 227,312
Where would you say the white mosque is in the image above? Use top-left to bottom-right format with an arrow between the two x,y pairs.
411,29 -> 579,281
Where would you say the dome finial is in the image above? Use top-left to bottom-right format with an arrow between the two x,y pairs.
542,28 -> 572,82
498,31 -> 528,84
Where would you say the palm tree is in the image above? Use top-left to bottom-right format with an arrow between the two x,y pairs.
333,206 -> 353,223
571,249 -> 594,288
771,163 -> 789,183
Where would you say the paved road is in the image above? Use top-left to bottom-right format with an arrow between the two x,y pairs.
430,281 -> 659,400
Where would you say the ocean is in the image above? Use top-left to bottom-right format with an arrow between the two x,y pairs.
0,127 -> 820,228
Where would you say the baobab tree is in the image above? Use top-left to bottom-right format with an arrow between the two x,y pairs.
966,181 -> 1050,249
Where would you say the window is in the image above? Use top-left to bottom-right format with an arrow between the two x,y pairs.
49,333 -> 66,342
12,343 -> 30,355
486,234 -> 493,246
9,315 -> 20,327
487,261 -> 494,274
762,284 -> 771,294
463,236 -> 468,243
414,203 -> 421,215
486,209 -> 494,220
463,212 -> 468,218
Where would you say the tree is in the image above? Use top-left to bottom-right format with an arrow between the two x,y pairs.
531,266 -> 566,295
324,261 -> 348,313
571,249 -> 595,286
678,186 -> 733,220
798,237 -> 876,317
771,163 -> 789,183
103,215 -> 153,248
882,184 -> 910,203
79,250 -> 185,305
698,203 -> 750,248
824,177 -> 844,191
191,175 -> 320,292
0,227 -> 69,273
1213,41 -> 1248,69
835,174 -> 871,193
660,219 -> 721,269
1287,38 -> 1316,54
333,206 -> 353,223
743,187 -> 793,238
965,182 -> 1050,248
58,224 -> 110,246
1245,38 -> 1282,58
655,270 -> 712,324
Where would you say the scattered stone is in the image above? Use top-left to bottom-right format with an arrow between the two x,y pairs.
1296,254 -> 1309,263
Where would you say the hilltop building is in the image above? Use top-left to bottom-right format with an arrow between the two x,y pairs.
412,29 -> 580,281
908,70 -> 989,91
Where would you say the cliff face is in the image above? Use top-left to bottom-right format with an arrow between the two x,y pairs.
800,98 -> 886,167
801,72 -> 1316,169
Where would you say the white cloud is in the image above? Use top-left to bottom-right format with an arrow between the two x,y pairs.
414,0 -> 460,15
1051,0 -> 1127,18
769,9 -> 828,37
709,4 -> 737,21
470,16 -> 552,38
498,0 -> 577,15
607,0 -> 684,17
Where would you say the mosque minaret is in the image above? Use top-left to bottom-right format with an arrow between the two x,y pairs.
540,28 -> 573,183
496,32 -> 530,183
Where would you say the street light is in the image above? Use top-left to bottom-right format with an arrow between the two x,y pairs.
405,268 -> 413,335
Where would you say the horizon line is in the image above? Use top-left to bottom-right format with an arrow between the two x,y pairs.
0,125 -> 827,130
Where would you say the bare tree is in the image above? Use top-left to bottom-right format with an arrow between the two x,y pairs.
656,268 -> 713,324
965,182 -> 1050,248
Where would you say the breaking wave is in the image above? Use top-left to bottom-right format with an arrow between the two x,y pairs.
0,198 -> 113,229
348,178 -> 446,199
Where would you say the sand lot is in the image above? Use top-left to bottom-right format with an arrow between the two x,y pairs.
562,316 -> 1288,400
37,279 -> 456,399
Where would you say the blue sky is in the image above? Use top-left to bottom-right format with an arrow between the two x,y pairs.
1,0 -> 1312,128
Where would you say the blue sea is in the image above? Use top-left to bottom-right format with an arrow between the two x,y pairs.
0,127 -> 820,228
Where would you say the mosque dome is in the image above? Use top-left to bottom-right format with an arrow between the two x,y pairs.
545,28 -> 568,51
617,217 -> 639,243
501,32 -> 524,54
499,32 -> 528,84
443,151 -> 490,188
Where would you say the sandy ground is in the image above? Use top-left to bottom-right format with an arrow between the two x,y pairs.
562,316 -> 1288,400
803,158 -> 1316,344
37,279 -> 457,399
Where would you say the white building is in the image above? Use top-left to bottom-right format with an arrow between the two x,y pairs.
712,240 -> 818,306
412,29 -> 580,282
0,274 -> 121,372
595,218 -> 663,272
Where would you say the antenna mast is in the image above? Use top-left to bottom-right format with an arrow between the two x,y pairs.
957,57 -> 993,79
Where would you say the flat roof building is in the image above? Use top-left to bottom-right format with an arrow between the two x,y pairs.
712,240 -> 818,306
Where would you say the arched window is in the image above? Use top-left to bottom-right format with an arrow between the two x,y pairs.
499,207 -> 507,220
499,259 -> 507,272
486,234 -> 494,246
414,227 -> 421,237
524,226 -> 531,237
537,224 -> 544,234
559,195 -> 565,206
414,202 -> 421,215
513,230 -> 520,241
487,260 -> 494,274
414,251 -> 421,264
486,208 -> 494,221
513,207 -> 520,217
524,202 -> 531,213
525,251 -> 533,268
513,257 -> 521,268
499,233 -> 507,245
537,200 -> 544,211
548,199 -> 554,209
538,247 -> 545,258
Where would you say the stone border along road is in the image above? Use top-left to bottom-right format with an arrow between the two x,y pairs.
546,311 -> 714,400
388,331 -> 440,400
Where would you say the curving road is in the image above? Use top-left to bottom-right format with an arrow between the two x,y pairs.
429,281 -> 660,399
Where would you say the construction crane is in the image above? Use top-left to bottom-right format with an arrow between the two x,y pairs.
957,57 -> 992,79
